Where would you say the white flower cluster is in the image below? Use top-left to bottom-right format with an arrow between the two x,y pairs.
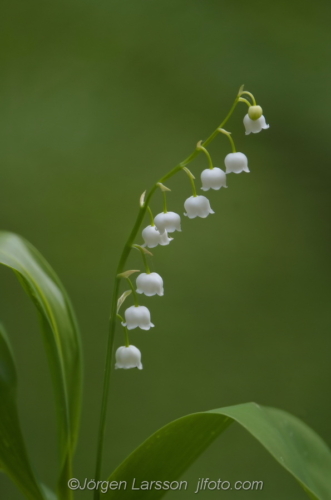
116,97 -> 269,370
142,211 -> 181,248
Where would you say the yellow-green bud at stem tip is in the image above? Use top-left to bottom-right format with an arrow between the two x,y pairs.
248,105 -> 263,121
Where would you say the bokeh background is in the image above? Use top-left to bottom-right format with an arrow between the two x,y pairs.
1,0 -> 331,498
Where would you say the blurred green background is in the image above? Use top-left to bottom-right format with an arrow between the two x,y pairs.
1,0 -> 331,498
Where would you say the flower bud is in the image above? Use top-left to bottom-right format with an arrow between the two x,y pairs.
224,152 -> 249,174
184,195 -> 214,219
243,114 -> 269,135
136,272 -> 164,296
248,105 -> 263,120
115,345 -> 143,370
154,212 -> 181,234
142,225 -> 173,248
122,305 -> 155,330
201,167 -> 227,191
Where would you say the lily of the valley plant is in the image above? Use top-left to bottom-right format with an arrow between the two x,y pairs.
0,86 -> 330,500
114,93 -> 268,368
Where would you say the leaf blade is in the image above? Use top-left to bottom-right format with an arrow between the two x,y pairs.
0,323 -> 45,500
0,231 -> 83,498
105,403 -> 331,500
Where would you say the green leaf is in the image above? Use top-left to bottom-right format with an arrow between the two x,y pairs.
0,323 -> 45,500
41,484 -> 58,500
0,232 -> 83,499
105,403 -> 331,500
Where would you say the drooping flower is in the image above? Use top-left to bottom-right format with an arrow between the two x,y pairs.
243,114 -> 269,135
154,211 -> 181,234
122,305 -> 155,330
224,152 -> 249,174
136,272 -> 164,296
115,345 -> 143,370
158,230 -> 173,246
184,195 -> 214,219
142,225 -> 161,248
142,225 -> 173,248
201,167 -> 227,191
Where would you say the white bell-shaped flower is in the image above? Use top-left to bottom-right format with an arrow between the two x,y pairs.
184,195 -> 214,219
122,305 -> 155,330
243,114 -> 269,135
142,225 -> 161,248
224,152 -> 249,174
154,211 -> 181,234
201,167 -> 227,191
158,229 -> 173,246
115,345 -> 143,370
136,272 -> 164,296
142,225 -> 173,248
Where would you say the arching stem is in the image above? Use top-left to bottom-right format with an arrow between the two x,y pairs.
93,88 -> 243,499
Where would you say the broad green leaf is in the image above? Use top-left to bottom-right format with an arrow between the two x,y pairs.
106,402 -> 331,500
0,232 -> 83,499
0,323 -> 45,500
41,483 -> 58,500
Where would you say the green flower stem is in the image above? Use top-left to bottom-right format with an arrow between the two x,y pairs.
218,128 -> 236,153
116,313 -> 130,347
124,327 -> 130,348
125,277 -> 139,306
240,90 -> 256,105
147,205 -> 155,226
132,244 -> 151,274
162,191 -> 168,213
93,89 -> 242,499
238,97 -> 252,108
196,143 -> 214,169
141,249 -> 151,274
185,169 -> 197,197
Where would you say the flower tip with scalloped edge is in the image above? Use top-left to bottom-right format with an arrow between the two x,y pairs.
224,152 -> 249,174
243,114 -> 269,135
115,345 -> 143,370
158,230 -> 173,246
184,195 -> 214,219
136,272 -> 164,297
201,167 -> 227,191
154,211 -> 181,235
142,225 -> 173,248
122,305 -> 155,330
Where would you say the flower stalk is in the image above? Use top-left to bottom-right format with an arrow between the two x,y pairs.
162,191 -> 167,212
93,87 -> 251,497
218,128 -> 236,153
147,205 -> 155,226
125,277 -> 139,307
116,314 -> 130,347
196,141 -> 214,169
240,90 -> 257,105
238,97 -> 252,107
182,166 -> 197,197
134,245 -> 151,274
